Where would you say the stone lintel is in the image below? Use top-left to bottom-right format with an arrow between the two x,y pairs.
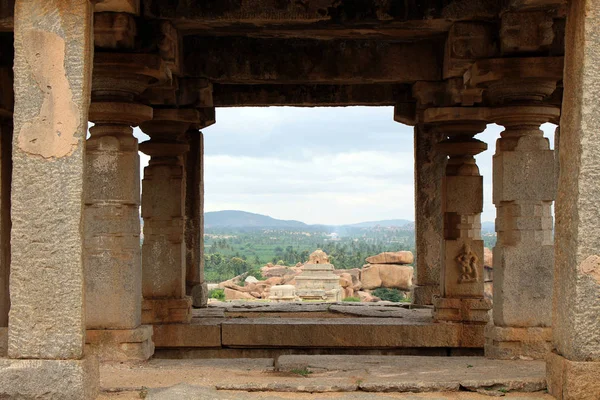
86,325 -> 154,361
507,0 -> 566,11
0,357 -> 99,400
183,36 -> 442,83
215,83 -> 409,107
547,351 -> 600,400
142,298 -> 193,325
95,0 -> 140,15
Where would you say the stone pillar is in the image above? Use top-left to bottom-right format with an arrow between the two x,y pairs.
465,57 -> 562,360
185,129 -> 208,308
425,108 -> 492,324
488,105 -> 558,359
84,53 -> 168,361
546,0 -> 600,397
138,109 -> 201,324
412,124 -> 445,305
0,1 -> 99,398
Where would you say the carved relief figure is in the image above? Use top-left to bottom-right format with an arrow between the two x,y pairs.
456,243 -> 479,283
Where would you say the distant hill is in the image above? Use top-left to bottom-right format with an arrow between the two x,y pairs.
204,210 -> 493,231
345,219 -> 413,228
481,221 -> 495,232
204,210 -> 307,228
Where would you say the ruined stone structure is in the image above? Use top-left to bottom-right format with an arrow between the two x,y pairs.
295,250 -> 343,301
0,0 -> 597,399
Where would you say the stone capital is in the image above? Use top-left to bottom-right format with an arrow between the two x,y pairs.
490,105 -> 561,128
139,108 -> 202,140
92,53 -> 170,102
424,107 -> 490,137
89,102 -> 153,127
464,57 -> 563,104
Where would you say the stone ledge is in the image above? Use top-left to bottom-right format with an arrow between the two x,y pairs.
86,325 -> 154,361
221,318 -> 484,348
0,356 -> 98,400
485,325 -> 551,360
153,320 -> 221,348
547,351 -> 600,400
142,297 -> 193,324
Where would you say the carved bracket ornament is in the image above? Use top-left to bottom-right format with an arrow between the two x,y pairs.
456,243 -> 479,283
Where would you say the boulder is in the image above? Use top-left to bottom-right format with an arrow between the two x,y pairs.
262,266 -> 296,278
484,247 -> 493,267
245,276 -> 259,284
264,277 -> 283,286
360,264 -> 413,290
333,268 -> 361,279
224,287 -> 255,300
365,251 -> 414,265
357,291 -> 381,302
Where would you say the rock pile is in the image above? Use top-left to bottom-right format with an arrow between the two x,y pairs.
211,250 -> 415,303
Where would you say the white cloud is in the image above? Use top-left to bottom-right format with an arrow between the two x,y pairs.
134,107 -> 557,227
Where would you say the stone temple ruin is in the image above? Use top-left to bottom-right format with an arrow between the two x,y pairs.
295,250 -> 343,302
0,0 -> 598,398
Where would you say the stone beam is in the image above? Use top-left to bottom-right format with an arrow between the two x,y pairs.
144,0 -> 498,39
183,37 -> 442,84
212,84 -> 411,107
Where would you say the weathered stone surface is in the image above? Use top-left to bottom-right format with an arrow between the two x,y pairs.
365,251 -> 414,265
86,325 -> 154,361
10,0 -> 92,359
443,21 -> 496,79
224,287 -> 255,300
360,264 -> 413,290
500,11 -> 555,54
0,357 -> 99,400
552,0 -> 600,365
412,125 -> 445,305
221,318 -> 469,348
96,0 -> 139,15
433,297 -> 491,323
485,325 -> 551,360
547,351 -> 600,400
152,320 -> 221,348
183,37 -> 442,83
142,298 -> 193,324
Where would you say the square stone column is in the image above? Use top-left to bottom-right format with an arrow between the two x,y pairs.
0,118 -> 11,352
412,124 -> 445,305
139,109 -> 202,325
466,57 -> 563,360
0,1 -> 99,398
485,106 -> 558,360
546,0 -> 600,397
84,53 -> 168,361
185,129 -> 208,308
424,108 -> 492,324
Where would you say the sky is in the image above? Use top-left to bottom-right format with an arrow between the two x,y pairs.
134,107 -> 557,226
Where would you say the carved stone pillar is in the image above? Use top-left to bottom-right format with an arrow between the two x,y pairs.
139,109 -> 201,324
84,53 -> 168,361
425,108 -> 492,324
184,129 -> 208,308
0,1 -> 98,398
412,124 -> 445,305
466,57 -> 562,360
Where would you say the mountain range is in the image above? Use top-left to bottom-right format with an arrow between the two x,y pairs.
204,210 -> 495,231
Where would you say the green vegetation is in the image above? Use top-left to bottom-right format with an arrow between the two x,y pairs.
204,226 -> 416,282
208,288 -> 225,301
342,296 -> 361,302
290,367 -> 313,377
372,288 -> 406,302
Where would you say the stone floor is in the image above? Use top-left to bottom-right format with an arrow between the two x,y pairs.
99,355 -> 552,399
